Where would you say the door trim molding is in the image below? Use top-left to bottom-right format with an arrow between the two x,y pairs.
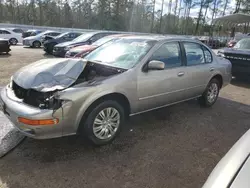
130,95 -> 202,116
138,84 -> 205,101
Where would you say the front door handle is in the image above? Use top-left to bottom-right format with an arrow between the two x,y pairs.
178,72 -> 185,77
210,67 -> 215,71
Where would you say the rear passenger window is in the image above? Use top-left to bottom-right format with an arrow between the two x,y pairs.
184,42 -> 205,65
203,47 -> 212,63
2,30 -> 11,34
150,42 -> 182,69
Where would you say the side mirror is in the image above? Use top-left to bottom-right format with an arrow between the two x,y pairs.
147,60 -> 165,71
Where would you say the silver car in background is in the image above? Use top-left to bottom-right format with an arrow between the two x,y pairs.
0,36 -> 232,145
203,129 -> 250,188
22,30 -> 61,48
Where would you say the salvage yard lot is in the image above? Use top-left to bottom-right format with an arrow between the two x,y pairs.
0,46 -> 250,188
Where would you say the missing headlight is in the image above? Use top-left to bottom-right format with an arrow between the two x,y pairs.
39,95 -> 63,110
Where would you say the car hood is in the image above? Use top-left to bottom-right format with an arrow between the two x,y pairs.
69,45 -> 97,53
13,58 -> 87,92
55,41 -> 88,48
219,48 -> 250,55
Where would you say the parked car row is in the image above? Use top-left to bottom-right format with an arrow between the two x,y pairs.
43,32 -> 83,54
52,31 -> 119,57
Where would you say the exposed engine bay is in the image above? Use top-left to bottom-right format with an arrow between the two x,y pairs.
11,59 -> 126,109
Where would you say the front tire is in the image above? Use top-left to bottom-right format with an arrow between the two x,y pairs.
9,38 -> 18,45
79,100 -> 125,146
199,78 -> 220,107
32,41 -> 41,48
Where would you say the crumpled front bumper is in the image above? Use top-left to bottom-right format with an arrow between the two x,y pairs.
0,85 -> 75,139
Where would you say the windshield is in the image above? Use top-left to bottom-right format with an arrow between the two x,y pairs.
73,33 -> 94,43
55,32 -> 68,39
85,38 -> 156,69
92,36 -> 115,46
234,38 -> 250,50
35,31 -> 52,37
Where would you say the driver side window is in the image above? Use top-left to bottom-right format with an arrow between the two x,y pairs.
150,42 -> 182,69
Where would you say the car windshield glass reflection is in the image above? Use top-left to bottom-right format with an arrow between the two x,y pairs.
92,36 -> 115,46
234,38 -> 250,50
35,31 -> 52,37
55,33 -> 68,39
85,38 -> 156,69
73,33 -> 94,43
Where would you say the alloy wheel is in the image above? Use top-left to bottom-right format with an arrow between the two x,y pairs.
207,83 -> 218,103
93,107 -> 120,140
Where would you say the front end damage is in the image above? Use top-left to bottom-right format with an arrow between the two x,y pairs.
1,58 -> 126,139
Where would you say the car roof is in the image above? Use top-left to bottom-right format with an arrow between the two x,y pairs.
0,28 -> 11,31
120,35 -> 196,41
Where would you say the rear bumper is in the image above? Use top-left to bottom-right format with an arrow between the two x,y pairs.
0,86 -> 75,139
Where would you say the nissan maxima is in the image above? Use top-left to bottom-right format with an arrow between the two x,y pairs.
0,36 -> 232,145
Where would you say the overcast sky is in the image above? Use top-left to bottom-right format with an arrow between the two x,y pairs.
153,0 -> 236,20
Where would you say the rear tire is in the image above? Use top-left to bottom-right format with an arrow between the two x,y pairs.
199,78 -> 220,107
79,100 -> 125,146
9,38 -> 18,45
32,41 -> 41,48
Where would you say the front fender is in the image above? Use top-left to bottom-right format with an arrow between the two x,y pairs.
74,89 -> 127,131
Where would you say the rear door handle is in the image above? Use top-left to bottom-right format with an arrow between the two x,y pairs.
178,72 -> 185,77
210,67 -> 215,71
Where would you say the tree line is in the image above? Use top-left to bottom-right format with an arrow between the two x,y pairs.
0,0 -> 249,35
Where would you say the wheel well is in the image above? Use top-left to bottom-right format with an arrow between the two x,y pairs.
9,38 -> 18,42
212,74 -> 223,88
33,41 -> 41,45
77,93 -> 131,132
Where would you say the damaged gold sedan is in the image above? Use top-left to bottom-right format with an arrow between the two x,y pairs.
0,36 -> 231,145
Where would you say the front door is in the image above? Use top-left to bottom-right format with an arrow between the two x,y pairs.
137,41 -> 188,112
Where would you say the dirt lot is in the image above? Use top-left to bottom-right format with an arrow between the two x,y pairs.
0,46 -> 250,188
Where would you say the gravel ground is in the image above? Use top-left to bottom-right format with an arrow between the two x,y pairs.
0,46 -> 52,86
0,46 -> 250,188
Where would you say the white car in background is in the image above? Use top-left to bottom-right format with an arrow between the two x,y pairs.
0,28 -> 22,45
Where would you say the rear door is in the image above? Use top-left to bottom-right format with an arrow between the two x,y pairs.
180,41 -> 214,97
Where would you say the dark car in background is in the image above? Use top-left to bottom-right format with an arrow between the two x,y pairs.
199,36 -> 223,49
53,31 -> 118,57
65,34 -> 130,58
0,38 -> 10,54
41,31 -> 62,44
218,38 -> 250,78
43,32 -> 82,54
22,30 -> 43,38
